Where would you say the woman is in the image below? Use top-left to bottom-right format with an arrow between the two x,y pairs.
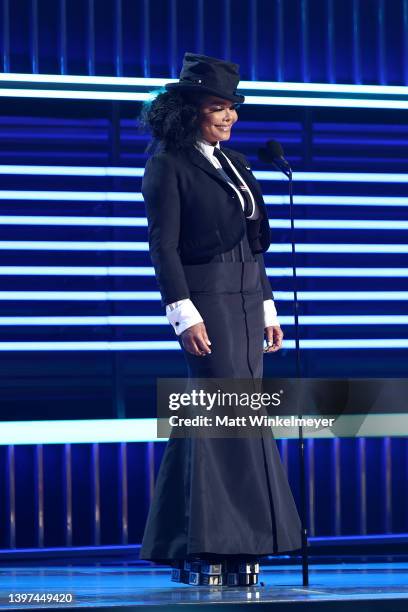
138,52 -> 301,587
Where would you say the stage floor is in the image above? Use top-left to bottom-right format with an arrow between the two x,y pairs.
0,562 -> 408,610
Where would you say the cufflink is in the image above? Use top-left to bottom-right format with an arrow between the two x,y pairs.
175,321 -> 179,326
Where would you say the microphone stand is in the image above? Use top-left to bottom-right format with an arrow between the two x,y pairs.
270,159 -> 309,587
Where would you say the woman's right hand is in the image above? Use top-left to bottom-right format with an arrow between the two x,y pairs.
181,322 -> 212,356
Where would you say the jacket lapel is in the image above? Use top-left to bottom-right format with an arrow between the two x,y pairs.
186,145 -> 267,218
187,145 -> 233,188
221,148 -> 263,198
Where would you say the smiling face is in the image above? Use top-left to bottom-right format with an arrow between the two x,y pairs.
198,96 -> 240,145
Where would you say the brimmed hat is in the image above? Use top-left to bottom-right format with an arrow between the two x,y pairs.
165,52 -> 245,104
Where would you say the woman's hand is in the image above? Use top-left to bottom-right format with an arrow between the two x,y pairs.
264,325 -> 283,353
181,322 -> 212,356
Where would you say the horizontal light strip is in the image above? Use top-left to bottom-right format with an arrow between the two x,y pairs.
0,216 -> 407,231
0,90 -> 405,110
0,419 -> 162,444
1,166 -> 408,184
0,216 -> 147,226
1,413 -> 408,445
0,74 -> 407,108
0,189 -> 194,202
0,316 -> 169,325
271,220 -> 408,230
0,266 -> 405,277
0,74 -> 173,86
0,291 -> 405,301
296,315 -> 408,325
266,267 -> 408,277
267,244 -> 408,254
1,74 -> 407,96
0,339 -> 406,351
0,315 -> 406,326
246,96 -> 408,110
0,291 -> 161,300
1,191 -> 408,207
241,81 -> 408,96
0,241 -> 149,250
263,196 -> 408,207
0,190 -> 143,201
0,241 -> 406,253
270,243 -> 408,254
0,88 -> 150,101
259,171 -> 408,184
0,266 -> 155,275
0,165 -> 144,177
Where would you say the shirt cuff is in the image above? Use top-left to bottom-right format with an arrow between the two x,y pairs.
263,299 -> 280,328
166,298 -> 204,336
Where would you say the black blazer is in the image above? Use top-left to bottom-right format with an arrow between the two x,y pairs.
142,144 -> 274,307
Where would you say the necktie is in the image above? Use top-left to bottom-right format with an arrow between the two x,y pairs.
212,147 -> 254,218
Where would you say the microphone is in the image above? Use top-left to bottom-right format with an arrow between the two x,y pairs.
258,138 -> 308,585
258,140 -> 292,176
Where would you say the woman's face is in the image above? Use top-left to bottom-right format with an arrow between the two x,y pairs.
198,96 -> 239,145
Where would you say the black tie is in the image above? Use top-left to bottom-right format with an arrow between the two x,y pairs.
212,147 -> 254,218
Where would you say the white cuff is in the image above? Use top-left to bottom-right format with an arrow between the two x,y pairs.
166,298 -> 204,336
263,299 -> 280,328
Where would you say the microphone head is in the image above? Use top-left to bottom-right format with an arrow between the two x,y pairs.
258,139 -> 285,162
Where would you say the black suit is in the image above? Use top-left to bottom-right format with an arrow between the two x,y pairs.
142,144 -> 273,307
140,143 -> 303,563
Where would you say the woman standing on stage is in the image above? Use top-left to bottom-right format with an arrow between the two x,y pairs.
138,52 -> 301,586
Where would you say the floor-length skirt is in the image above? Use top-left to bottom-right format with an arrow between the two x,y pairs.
139,231 -> 302,562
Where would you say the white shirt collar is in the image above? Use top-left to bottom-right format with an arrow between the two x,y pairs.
195,138 -> 220,160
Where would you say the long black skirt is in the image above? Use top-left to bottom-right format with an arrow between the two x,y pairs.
139,243 -> 302,562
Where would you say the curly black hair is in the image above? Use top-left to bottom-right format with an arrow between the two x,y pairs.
138,88 -> 207,155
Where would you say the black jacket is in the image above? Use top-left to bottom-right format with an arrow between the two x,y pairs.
142,144 -> 273,307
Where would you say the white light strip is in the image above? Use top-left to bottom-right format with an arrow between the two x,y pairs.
240,81 -> 408,96
263,195 -> 408,207
0,88 -> 150,101
0,89 -> 406,109
0,74 -> 172,86
0,266 -> 155,275
266,267 -> 408,278
0,291 -> 161,300
270,220 -> 408,230
1,165 -> 408,184
0,241 -> 149,250
0,315 -> 406,326
0,339 -> 406,351
0,191 -> 143,201
1,216 -> 407,231
0,73 -> 407,108
0,419 -> 163,444
1,413 -> 408,445
0,341 -> 178,350
0,266 -> 404,277
0,165 -> 145,177
0,241 -> 406,253
279,291 -> 408,301
267,244 -> 408,254
257,171 -> 408,183
0,316 -> 168,325
1,191 -> 408,207
0,216 -> 147,226
295,315 -> 408,325
245,95 -> 408,110
0,74 -> 406,96
0,291 -> 405,301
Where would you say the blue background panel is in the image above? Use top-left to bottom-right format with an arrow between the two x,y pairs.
0,0 -> 407,552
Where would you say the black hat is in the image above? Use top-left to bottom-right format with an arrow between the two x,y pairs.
165,52 -> 245,103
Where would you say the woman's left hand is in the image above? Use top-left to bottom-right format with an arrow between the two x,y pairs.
263,325 -> 283,353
